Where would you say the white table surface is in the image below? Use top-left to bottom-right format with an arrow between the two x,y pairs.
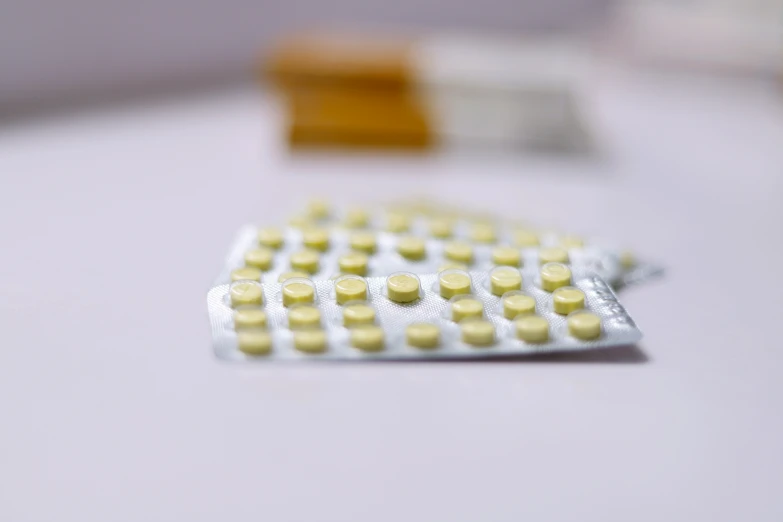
2,70 -> 783,521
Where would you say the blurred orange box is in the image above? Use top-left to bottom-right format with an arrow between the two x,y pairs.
263,32 -> 592,152
286,86 -> 432,149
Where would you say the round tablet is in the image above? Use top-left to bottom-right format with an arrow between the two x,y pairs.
386,273 -> 420,303
244,247 -> 274,271
540,262 -> 572,292
470,223 -> 496,243
344,208 -> 369,228
489,267 -> 522,296
334,276 -> 368,304
451,298 -> 484,323
302,227 -> 330,252
406,322 -> 440,349
294,329 -> 328,354
257,227 -> 284,249
552,287 -> 585,315
282,281 -> 315,307
386,212 -> 411,233
461,320 -> 495,346
513,229 -> 540,248
288,305 -> 321,329
338,251 -> 369,276
290,249 -> 319,273
567,311 -> 602,340
397,236 -> 426,260
444,241 -> 474,264
230,282 -> 264,307
515,316 -> 549,343
438,270 -> 471,299
277,271 -> 308,283
491,246 -> 521,267
343,303 -> 376,326
237,329 -> 273,355
620,250 -> 636,269
350,324 -> 385,352
429,217 -> 453,238
234,308 -> 267,329
539,247 -> 570,265
230,267 -> 262,282
502,293 -> 536,319
349,231 -> 377,253
306,199 -> 330,220
560,235 -> 584,249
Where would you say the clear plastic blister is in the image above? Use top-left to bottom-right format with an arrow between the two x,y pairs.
208,266 -> 642,361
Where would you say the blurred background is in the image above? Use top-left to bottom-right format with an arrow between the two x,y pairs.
2,0 -> 781,118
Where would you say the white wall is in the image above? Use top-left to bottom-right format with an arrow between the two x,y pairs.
0,0 -> 611,113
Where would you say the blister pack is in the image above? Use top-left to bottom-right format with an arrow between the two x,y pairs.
213,224 -> 625,289
298,200 -> 663,290
208,264 -> 642,361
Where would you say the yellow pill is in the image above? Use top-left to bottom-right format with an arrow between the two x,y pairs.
397,236 -> 426,260
491,246 -> 521,267
288,305 -> 321,329
349,231 -> 377,254
513,229 -> 540,248
350,324 -> 385,352
338,251 -> 369,276
406,322 -> 440,349
461,320 -> 495,347
386,212 -> 411,233
233,308 -> 267,329
230,282 -> 264,307
561,235 -> 585,249
539,247 -> 570,265
568,311 -> 602,340
444,241 -> 474,264
451,298 -> 484,323
344,208 -> 369,228
438,262 -> 468,272
343,303 -> 376,326
470,223 -> 497,243
620,250 -> 636,269
489,267 -> 522,296
552,287 -> 586,315
334,276 -> 368,304
438,270 -> 472,299
290,249 -> 319,273
278,271 -> 308,283
515,316 -> 549,343
540,262 -> 572,292
244,247 -> 274,271
294,329 -> 328,353
302,227 -> 330,252
306,199 -> 331,220
429,217 -> 453,238
257,227 -> 284,249
386,273 -> 420,303
231,267 -> 262,282
237,329 -> 273,355
502,293 -> 536,319
282,281 -> 315,306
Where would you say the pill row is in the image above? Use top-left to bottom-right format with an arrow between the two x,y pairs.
215,225 -> 622,288
291,200 -> 585,245
207,266 -> 641,361
281,199 -> 661,289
